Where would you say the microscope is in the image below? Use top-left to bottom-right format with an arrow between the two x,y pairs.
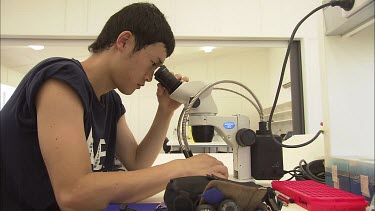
155,65 -> 283,181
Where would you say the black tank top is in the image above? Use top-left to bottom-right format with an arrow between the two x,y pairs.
1,57 -> 125,210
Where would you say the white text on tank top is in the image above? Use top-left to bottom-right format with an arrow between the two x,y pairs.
87,128 -> 107,171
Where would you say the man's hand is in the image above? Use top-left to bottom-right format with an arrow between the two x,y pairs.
156,73 -> 189,112
174,154 -> 229,179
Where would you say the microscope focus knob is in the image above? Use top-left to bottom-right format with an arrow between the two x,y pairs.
236,128 -> 256,147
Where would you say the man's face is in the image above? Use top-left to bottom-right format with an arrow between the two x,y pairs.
113,41 -> 167,95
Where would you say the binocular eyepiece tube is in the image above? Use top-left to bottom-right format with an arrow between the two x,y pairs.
154,65 -> 182,94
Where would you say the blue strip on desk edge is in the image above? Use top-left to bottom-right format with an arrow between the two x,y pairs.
105,203 -> 160,211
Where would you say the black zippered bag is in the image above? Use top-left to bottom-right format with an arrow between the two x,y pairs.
163,175 -> 281,211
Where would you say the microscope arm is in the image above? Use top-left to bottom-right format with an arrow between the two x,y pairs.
189,114 -> 255,180
170,81 -> 218,114
154,67 -> 260,180
168,78 -> 259,180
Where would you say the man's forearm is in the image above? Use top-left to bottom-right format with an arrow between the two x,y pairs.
60,161 -> 182,210
135,106 -> 174,168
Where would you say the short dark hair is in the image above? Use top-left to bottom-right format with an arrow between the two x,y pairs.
88,2 -> 175,57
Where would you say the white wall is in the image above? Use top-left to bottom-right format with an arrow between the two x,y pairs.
1,0 -> 320,38
0,65 -> 23,109
1,64 -> 24,87
0,84 -> 16,110
322,25 -> 374,159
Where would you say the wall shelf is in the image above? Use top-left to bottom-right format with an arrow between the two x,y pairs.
271,119 -> 293,123
263,101 -> 293,135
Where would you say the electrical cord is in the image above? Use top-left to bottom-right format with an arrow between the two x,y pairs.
177,80 -> 265,158
282,159 -> 325,183
283,169 -> 304,181
299,159 -> 325,183
268,0 -> 354,148
307,159 -> 326,179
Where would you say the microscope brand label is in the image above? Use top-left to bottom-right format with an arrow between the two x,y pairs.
223,122 -> 235,129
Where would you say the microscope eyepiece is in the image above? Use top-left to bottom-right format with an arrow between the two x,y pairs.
154,65 -> 182,94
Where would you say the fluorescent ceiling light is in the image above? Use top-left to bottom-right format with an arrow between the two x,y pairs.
201,46 -> 215,53
28,45 -> 45,50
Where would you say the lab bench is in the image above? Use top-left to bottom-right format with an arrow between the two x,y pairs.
129,153 -> 306,211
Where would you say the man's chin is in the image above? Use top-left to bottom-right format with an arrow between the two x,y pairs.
126,90 -> 136,95
118,88 -> 135,95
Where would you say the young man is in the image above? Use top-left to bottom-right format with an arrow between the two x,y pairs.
0,3 -> 228,211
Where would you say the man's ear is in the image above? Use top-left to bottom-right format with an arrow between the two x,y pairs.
116,31 -> 132,51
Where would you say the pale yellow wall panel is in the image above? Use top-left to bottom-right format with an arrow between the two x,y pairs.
1,0 -> 66,35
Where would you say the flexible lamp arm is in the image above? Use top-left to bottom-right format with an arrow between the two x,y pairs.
178,80 -> 264,158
